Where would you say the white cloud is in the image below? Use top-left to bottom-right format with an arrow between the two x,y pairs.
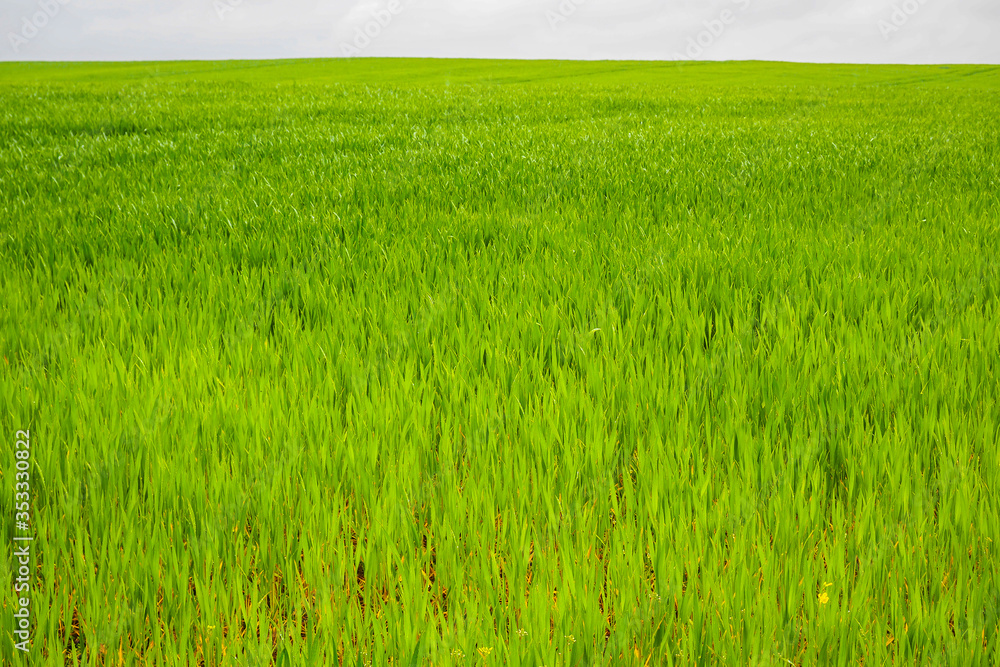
2,0 -> 997,63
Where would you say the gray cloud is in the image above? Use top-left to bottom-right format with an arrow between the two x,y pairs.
2,0 -> 997,63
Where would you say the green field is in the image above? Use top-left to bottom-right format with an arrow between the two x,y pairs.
1,59 -> 999,666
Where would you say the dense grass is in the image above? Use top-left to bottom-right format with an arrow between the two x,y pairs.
1,59 -> 999,666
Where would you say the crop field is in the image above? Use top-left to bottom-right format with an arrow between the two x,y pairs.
1,59 -> 999,666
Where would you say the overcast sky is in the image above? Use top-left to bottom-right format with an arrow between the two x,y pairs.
3,0 -> 998,64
